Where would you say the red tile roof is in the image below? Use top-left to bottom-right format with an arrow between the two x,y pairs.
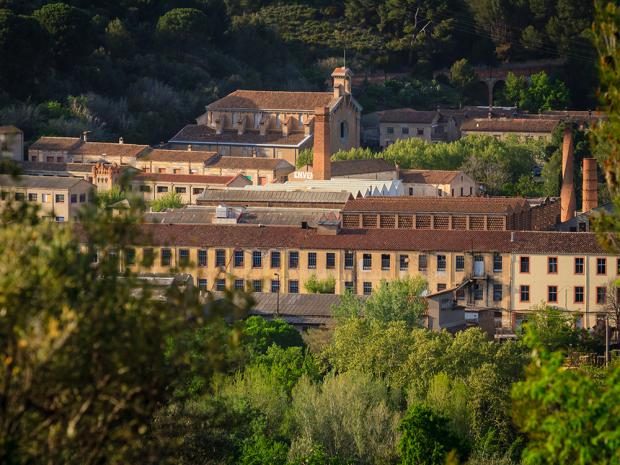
331,159 -> 396,176
71,142 -> 149,158
400,170 -> 463,184
76,223 -> 609,254
133,173 -> 242,185
206,156 -> 294,171
206,90 -> 336,111
170,125 -> 309,147
461,118 -> 560,133
377,108 -> 439,124
342,196 -> 529,214
140,149 -> 218,163
30,137 -> 82,152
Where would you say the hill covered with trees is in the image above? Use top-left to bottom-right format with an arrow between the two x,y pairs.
0,0 -> 597,144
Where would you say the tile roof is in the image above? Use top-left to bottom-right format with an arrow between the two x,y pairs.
342,196 -> 530,214
140,148 -> 218,163
30,137 -> 82,152
331,158 -> 395,176
196,189 -> 352,205
377,108 -> 439,124
70,142 -> 149,159
0,125 -> 22,134
0,174 -> 90,189
170,125 -> 310,147
460,118 -> 560,133
19,161 -> 123,174
206,155 -> 294,171
133,173 -> 241,185
399,170 -> 463,184
206,90 -> 336,111
77,223 -> 610,254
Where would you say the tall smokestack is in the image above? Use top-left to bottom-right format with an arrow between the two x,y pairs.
582,158 -> 598,213
313,106 -> 331,181
560,127 -> 576,222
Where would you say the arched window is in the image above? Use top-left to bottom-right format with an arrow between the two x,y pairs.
340,121 -> 349,140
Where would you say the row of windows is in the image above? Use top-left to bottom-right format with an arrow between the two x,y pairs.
386,126 -> 424,136
519,256 -> 615,275
519,285 -> 612,304
134,185 -> 206,195
1,192 -> 88,203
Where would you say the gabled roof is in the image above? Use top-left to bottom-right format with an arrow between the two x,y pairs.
70,142 -> 149,159
400,170 -> 464,185
342,196 -> 530,214
377,108 -> 440,124
206,155 -> 294,171
461,118 -> 560,133
0,174 -> 91,189
196,188 -> 352,205
331,158 -> 395,177
139,148 -> 218,163
170,125 -> 310,148
206,90 -> 336,111
133,173 -> 244,185
30,137 -> 82,152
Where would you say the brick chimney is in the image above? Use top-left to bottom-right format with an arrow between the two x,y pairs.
582,157 -> 598,213
560,127 -> 576,222
313,106 -> 331,181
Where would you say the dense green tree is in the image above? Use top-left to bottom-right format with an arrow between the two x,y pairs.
241,316 -> 304,354
151,192 -> 183,212
449,58 -> 477,108
304,274 -> 336,294
156,8 -> 210,47
33,3 -> 93,68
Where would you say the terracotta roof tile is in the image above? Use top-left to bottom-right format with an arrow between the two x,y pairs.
76,223 -> 609,255
207,156 -> 294,171
331,159 -> 395,176
342,196 -> 529,214
70,142 -> 149,159
30,137 -> 82,152
400,170 -> 463,184
134,173 -> 241,185
207,90 -> 335,111
0,174 -> 90,189
377,108 -> 439,124
140,148 -> 218,163
170,125 -> 310,147
461,118 -> 560,133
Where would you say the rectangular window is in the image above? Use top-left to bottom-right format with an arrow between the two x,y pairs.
308,252 -> 317,269
401,127 -> 410,135
437,255 -> 446,271
198,249 -> 207,267
387,127 -> 394,134
381,254 -> 391,270
216,279 -> 226,291
474,283 -> 483,300
417,128 -> 424,136
79,193 -> 86,202
55,194 -> 65,203
345,281 -> 354,292
161,248 -> 171,266
271,280 -> 280,293
142,248 -> 154,267
215,249 -> 226,267
437,283 -> 447,291
575,257 -> 584,274
574,286 -> 584,303
548,257 -> 558,274
399,254 -> 409,271
363,253 -> 372,270
289,280 -> 299,294
193,187 -> 204,195
596,287 -> 607,304
70,194 -> 77,203
326,252 -> 336,269
520,285 -> 530,302
252,251 -> 262,268
252,280 -> 262,293
345,251 -> 354,269
234,279 -> 244,290
156,186 -> 168,193
456,289 -> 465,300
493,284 -> 503,301
363,282 -> 372,295
418,254 -> 427,271
597,258 -> 607,275
520,256 -> 530,273
270,251 -> 281,268
179,249 -> 190,267
27,193 -> 37,201
175,187 -> 186,194
198,279 -> 207,290
55,216 -> 65,222
456,255 -> 465,272
125,248 -> 135,265
548,285 -> 558,303
234,250 -> 244,267
139,185 -> 151,192
41,193 -> 49,203
617,258 -> 620,274
289,251 -> 299,269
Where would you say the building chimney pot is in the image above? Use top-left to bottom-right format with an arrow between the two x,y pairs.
560,127 -> 576,222
187,145 -> 192,152
582,157 -> 598,213
118,136 -> 124,144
